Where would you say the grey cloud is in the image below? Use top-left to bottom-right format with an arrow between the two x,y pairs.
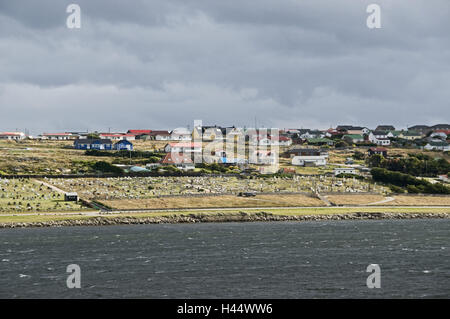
0,0 -> 449,134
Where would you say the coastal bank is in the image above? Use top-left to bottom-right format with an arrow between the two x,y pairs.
0,211 -> 449,228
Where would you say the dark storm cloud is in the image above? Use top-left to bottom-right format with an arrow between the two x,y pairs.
0,0 -> 449,134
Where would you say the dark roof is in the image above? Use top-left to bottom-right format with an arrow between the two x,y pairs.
430,124 -> 450,129
428,141 -> 449,146
287,148 -> 328,155
408,125 -> 429,130
149,130 -> 170,136
74,139 -> 112,144
336,125 -> 365,131
372,131 -> 388,135
376,125 -> 395,131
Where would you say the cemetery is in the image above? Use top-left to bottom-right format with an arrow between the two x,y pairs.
0,178 -> 86,213
46,175 -> 388,201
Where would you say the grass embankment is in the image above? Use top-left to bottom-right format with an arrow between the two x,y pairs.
0,207 -> 448,225
99,194 -> 325,210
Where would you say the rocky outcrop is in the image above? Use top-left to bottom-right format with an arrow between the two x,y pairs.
0,211 -> 449,228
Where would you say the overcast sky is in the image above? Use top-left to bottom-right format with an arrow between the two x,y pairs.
0,0 -> 449,134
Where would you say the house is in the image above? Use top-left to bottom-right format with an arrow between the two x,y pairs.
342,134 -> 364,144
407,125 -> 431,135
114,140 -> 133,151
430,131 -> 448,140
257,135 -> 292,146
74,139 -> 113,150
164,142 -> 202,154
299,130 -> 324,139
430,124 -> 450,131
399,131 -> 422,140
324,128 -> 340,137
368,131 -> 391,146
201,126 -> 224,141
424,141 -> 450,152
368,147 -> 388,157
292,155 -> 327,167
438,175 -> 449,183
148,130 -> 171,141
170,128 -> 192,141
334,167 -> 358,176
0,132 -> 26,140
375,125 -> 395,131
347,127 -> 370,135
374,138 -> 391,146
434,129 -> 450,136
285,148 -> 328,158
127,129 -> 152,136
99,133 -> 136,141
387,130 -> 403,138
160,153 -> 195,171
41,133 -> 75,140
369,131 -> 388,140
336,126 -> 369,135
306,138 -> 334,146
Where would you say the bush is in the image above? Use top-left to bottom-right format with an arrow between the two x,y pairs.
91,161 -> 123,174
353,151 -> 365,160
389,185 -> 405,193
371,168 -> 450,194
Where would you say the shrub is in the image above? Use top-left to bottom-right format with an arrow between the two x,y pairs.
91,161 -> 123,174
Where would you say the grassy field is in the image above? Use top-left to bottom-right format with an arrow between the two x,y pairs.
326,194 -> 386,205
377,195 -> 450,206
99,194 -> 325,210
0,178 -> 87,213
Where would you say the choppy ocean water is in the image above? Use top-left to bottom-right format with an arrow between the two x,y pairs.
0,219 -> 448,298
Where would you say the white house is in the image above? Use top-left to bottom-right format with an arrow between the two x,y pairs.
0,132 -> 26,140
170,128 -> 192,141
257,136 -> 292,146
41,133 -> 75,140
334,167 -> 358,176
164,142 -> 202,154
292,155 -> 327,167
300,130 -> 324,139
424,141 -> 450,151
430,132 -> 447,140
147,131 -> 171,140
99,133 -> 136,141
368,131 -> 391,146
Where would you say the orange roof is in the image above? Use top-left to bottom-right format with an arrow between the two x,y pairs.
127,130 -> 152,135
160,153 -> 193,164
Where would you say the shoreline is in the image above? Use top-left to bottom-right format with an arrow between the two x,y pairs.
1,211 -> 449,228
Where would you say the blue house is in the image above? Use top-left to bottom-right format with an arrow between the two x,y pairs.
114,140 -> 133,151
74,139 -> 113,150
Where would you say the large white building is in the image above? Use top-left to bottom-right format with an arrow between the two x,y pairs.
292,155 -> 327,167
0,132 -> 26,140
334,167 -> 358,176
